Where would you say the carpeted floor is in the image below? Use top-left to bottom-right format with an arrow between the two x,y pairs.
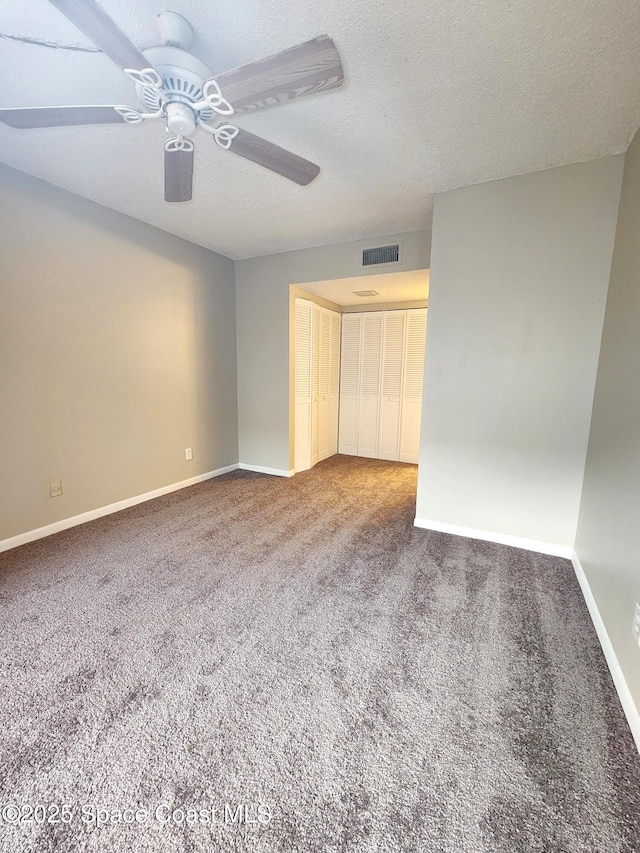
0,455 -> 638,852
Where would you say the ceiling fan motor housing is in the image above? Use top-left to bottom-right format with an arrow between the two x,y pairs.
135,45 -> 216,123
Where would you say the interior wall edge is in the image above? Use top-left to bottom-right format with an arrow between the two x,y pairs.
413,517 -> 574,559
571,550 -> 640,754
0,464 -> 240,555
237,464 -> 295,477
289,285 -> 342,313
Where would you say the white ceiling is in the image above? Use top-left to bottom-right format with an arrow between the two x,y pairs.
299,269 -> 429,306
1,0 -> 639,260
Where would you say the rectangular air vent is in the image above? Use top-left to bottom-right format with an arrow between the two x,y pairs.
362,243 -> 401,267
353,290 -> 379,297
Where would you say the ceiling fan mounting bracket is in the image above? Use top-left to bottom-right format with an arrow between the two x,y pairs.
155,11 -> 194,51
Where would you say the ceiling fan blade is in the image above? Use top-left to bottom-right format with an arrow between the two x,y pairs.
165,144 -> 194,202
213,35 -> 344,114
49,0 -> 150,72
0,105 -> 127,128
227,129 -> 320,186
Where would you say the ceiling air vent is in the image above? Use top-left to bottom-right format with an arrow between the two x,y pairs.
362,243 -> 401,267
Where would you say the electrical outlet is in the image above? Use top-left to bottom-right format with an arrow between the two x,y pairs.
49,479 -> 63,498
633,604 -> 640,648
185,448 -> 193,461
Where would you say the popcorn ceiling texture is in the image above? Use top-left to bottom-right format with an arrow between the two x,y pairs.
0,0 -> 639,258
0,455 -> 639,852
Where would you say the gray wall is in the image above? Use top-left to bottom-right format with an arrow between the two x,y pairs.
0,165 -> 238,542
235,231 -> 431,472
416,156 -> 624,547
575,130 -> 640,712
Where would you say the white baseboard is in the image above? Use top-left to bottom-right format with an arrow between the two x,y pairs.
413,517 -> 573,559
571,551 -> 640,753
0,464 -> 239,554
238,463 -> 295,477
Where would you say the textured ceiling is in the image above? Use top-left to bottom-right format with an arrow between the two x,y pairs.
300,270 -> 429,306
1,0 -> 639,260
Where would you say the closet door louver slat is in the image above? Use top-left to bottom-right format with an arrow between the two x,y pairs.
295,301 -> 312,402
379,311 -> 406,460
311,303 -> 321,467
317,307 -> 333,462
357,312 -> 383,457
338,312 -> 362,455
319,309 -> 331,397
328,310 -> 341,455
294,298 -> 313,471
381,312 -> 405,398
403,309 -> 427,399
360,312 -> 383,397
339,314 -> 361,396
400,308 -> 428,463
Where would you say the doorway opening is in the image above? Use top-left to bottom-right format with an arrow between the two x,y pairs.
290,269 -> 429,474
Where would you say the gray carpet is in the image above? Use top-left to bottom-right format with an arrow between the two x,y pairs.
0,455 -> 638,853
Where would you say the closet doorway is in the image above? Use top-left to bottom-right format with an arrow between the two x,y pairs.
291,270 -> 429,474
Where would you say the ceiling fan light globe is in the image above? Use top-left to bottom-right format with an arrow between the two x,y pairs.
166,102 -> 196,136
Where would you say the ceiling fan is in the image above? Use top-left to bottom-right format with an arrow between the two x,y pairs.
0,0 -> 345,201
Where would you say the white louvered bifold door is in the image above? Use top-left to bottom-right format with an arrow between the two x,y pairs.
357,312 -> 383,458
400,308 -> 428,463
378,311 -> 406,461
328,310 -> 341,456
317,307 -> 332,462
338,313 -> 362,455
311,302 -> 321,467
294,298 -> 313,472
